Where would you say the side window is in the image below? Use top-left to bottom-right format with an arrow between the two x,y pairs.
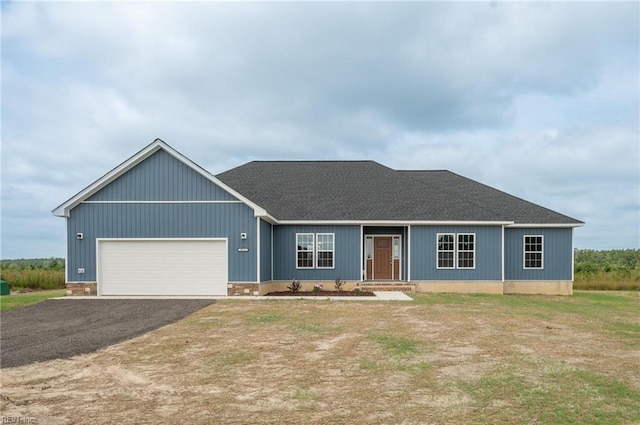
524,235 -> 543,269
316,233 -> 335,269
296,233 -> 314,269
296,233 -> 335,269
437,233 -> 455,269
437,233 -> 476,269
457,234 -> 475,269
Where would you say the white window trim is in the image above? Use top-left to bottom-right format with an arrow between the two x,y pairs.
316,233 -> 335,269
457,233 -> 476,270
296,233 -> 315,269
436,233 -> 456,269
437,232 -> 476,270
523,234 -> 544,270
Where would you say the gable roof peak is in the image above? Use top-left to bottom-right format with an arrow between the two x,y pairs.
52,139 -> 273,220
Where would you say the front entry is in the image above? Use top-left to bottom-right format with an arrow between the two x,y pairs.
374,237 -> 393,279
365,235 -> 402,280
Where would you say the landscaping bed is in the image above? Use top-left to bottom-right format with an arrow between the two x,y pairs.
265,290 -> 375,297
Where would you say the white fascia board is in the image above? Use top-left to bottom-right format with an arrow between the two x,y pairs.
506,223 -> 584,228
52,139 -> 275,221
277,220 -> 514,226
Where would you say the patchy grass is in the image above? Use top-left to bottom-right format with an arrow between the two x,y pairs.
0,290 -> 66,311
1,291 -> 639,424
370,334 -> 420,356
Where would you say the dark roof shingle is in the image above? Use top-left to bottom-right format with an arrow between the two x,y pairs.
216,161 -> 582,224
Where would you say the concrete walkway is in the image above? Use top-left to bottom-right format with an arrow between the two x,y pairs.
55,291 -> 413,301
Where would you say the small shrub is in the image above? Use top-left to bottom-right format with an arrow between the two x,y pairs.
334,277 -> 346,292
353,287 -> 363,296
287,279 -> 301,293
313,283 -> 323,293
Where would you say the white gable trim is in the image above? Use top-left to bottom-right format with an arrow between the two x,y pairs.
52,139 -> 275,221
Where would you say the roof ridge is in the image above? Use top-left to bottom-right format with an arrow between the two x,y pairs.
398,169 -> 449,173
247,160 -> 380,163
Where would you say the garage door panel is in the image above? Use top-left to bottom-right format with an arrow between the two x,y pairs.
99,239 -> 227,296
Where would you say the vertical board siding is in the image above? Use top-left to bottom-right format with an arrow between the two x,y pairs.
410,226 -> 502,281
67,203 -> 256,282
87,150 -> 238,201
260,219 -> 272,282
504,228 -> 573,280
273,225 -> 361,281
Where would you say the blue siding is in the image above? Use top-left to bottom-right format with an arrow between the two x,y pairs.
88,150 -> 238,201
504,228 -> 573,280
410,226 -> 502,281
260,219 -> 272,282
67,203 -> 257,282
273,225 -> 361,281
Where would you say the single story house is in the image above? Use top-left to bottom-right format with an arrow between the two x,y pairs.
53,139 -> 583,296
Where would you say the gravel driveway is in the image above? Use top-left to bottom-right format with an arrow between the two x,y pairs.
0,299 -> 214,368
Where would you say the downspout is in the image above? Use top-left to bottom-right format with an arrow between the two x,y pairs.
407,225 -> 412,282
256,217 -> 261,283
360,225 -> 364,282
501,224 -> 505,283
571,227 -> 575,282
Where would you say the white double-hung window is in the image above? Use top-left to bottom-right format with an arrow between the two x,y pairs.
437,233 -> 475,269
296,233 -> 335,269
296,233 -> 315,269
437,234 -> 455,269
523,235 -> 543,269
457,234 -> 475,269
316,233 -> 335,269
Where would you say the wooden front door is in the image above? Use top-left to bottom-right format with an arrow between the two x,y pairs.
374,237 -> 393,280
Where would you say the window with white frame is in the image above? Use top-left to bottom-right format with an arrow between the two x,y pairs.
296,233 -> 314,269
524,235 -> 543,269
316,233 -> 335,268
437,233 -> 476,269
296,233 -> 335,269
457,234 -> 475,269
437,234 -> 455,269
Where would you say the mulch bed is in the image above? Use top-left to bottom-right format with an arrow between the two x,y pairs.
265,290 -> 375,297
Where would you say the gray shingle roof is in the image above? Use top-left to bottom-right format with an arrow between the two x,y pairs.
216,161 -> 583,224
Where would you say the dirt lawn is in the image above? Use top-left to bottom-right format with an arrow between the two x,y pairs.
1,292 -> 639,424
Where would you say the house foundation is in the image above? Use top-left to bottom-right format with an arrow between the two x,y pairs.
66,282 -> 97,296
227,282 -> 260,296
503,281 -> 573,295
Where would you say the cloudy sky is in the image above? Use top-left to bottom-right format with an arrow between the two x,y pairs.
1,1 -> 638,259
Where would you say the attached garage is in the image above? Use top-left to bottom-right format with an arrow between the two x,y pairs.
97,239 -> 228,296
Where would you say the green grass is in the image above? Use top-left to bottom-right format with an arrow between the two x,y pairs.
0,268 -> 65,290
249,312 -> 284,323
0,290 -> 66,311
220,350 -> 259,366
463,364 -> 640,425
370,334 -> 420,356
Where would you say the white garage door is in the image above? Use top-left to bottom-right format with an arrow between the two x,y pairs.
98,239 -> 228,296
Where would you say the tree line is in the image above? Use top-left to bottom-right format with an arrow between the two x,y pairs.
574,249 -> 640,275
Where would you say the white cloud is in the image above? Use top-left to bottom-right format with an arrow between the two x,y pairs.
1,1 -> 638,257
